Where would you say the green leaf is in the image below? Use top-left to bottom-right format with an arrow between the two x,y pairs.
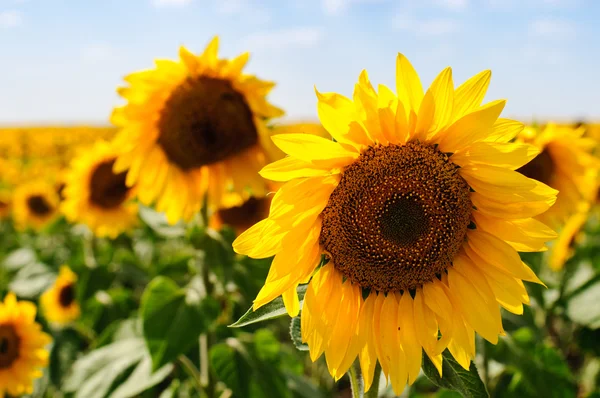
209,342 -> 252,397
9,262 -> 55,298
64,338 -> 172,398
2,247 -> 36,270
141,276 -> 207,370
139,205 -> 186,238
111,355 -> 174,398
63,339 -> 146,398
290,317 -> 309,351
422,350 -> 489,398
566,275 -> 600,329
254,329 -> 281,362
230,284 -> 308,327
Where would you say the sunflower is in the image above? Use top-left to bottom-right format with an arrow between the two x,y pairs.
515,124 -> 599,270
111,36 -> 284,224
0,191 -> 10,220
0,293 -> 52,397
548,202 -> 591,271
61,140 -> 138,238
516,124 -> 599,229
233,54 -> 558,394
40,266 -> 80,325
12,181 -> 59,231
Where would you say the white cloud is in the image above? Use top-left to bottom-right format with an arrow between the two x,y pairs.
323,0 -> 346,14
322,0 -> 389,15
529,18 -> 576,38
215,0 -> 271,24
434,0 -> 468,10
242,27 -> 323,51
0,10 -> 22,28
81,44 -> 115,63
152,0 -> 192,7
393,15 -> 460,36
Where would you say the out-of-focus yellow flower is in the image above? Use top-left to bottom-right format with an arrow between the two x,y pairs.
61,140 -> 137,238
517,123 -> 599,270
41,266 -> 81,325
111,36 -> 284,224
0,293 -> 52,397
12,181 -> 59,231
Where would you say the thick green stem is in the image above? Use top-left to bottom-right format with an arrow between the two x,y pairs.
365,362 -> 382,398
348,361 -> 363,398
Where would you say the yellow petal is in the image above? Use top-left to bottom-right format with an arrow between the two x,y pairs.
437,100 -> 506,152
315,89 -> 371,149
425,66 -> 455,137
466,230 -> 545,285
451,142 -> 541,170
260,157 -> 335,182
452,70 -> 491,122
447,267 -> 500,344
271,134 -> 358,168
282,284 -> 301,317
396,53 -> 424,117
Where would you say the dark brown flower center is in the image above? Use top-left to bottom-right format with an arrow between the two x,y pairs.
320,142 -> 472,292
90,160 -> 129,209
0,324 -> 20,369
517,148 -> 555,186
27,195 -> 52,216
156,77 -> 258,171
59,283 -> 75,307
216,197 -> 270,233
0,200 -> 8,210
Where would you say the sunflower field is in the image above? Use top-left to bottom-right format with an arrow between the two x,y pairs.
2,36 -> 600,398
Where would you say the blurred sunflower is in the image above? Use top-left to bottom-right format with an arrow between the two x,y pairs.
112,36 -> 284,224
548,202 -> 590,271
41,266 -> 80,325
233,55 -> 558,394
61,140 -> 137,238
0,191 -> 10,219
516,124 -> 599,270
12,181 -> 59,231
0,293 -> 51,397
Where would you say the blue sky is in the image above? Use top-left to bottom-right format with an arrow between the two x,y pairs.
0,0 -> 599,125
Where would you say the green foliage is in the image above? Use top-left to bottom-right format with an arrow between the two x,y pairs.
140,276 -> 209,370
422,350 -> 489,398
230,284 -> 308,327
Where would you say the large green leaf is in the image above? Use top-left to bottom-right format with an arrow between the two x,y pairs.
111,355 -> 174,398
422,350 -> 489,398
141,276 -> 208,370
64,338 -> 172,398
566,270 -> 600,329
9,262 -> 55,298
209,342 -> 252,397
2,247 -> 36,270
230,284 -> 308,327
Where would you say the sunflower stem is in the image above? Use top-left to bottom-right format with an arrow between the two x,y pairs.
365,363 -> 382,398
348,361 -> 363,398
178,355 -> 204,395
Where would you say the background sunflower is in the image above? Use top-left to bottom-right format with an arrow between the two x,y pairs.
40,266 -> 80,325
112,36 -> 284,224
0,293 -> 51,397
12,181 -> 60,232
61,140 -> 138,239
